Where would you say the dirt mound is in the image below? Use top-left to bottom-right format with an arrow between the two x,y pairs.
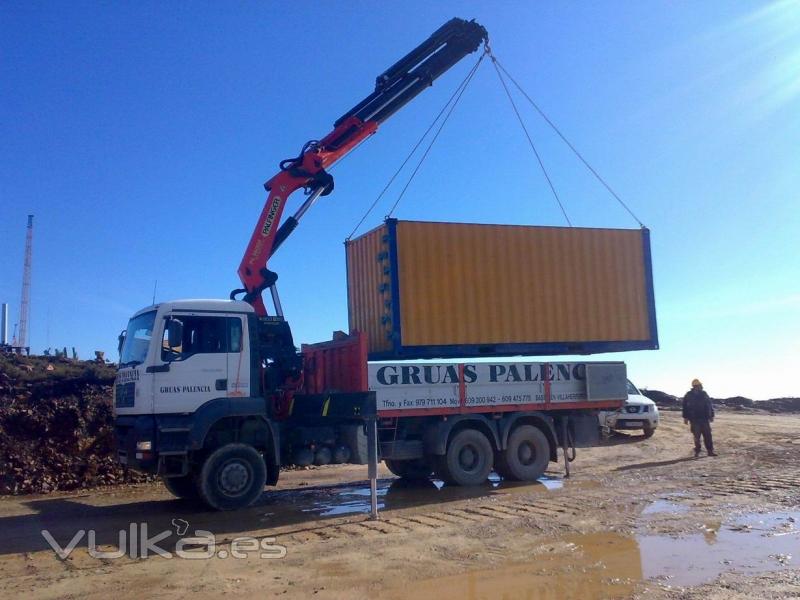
641,389 -> 680,409
717,395 -> 755,409
756,397 -> 800,413
0,354 -> 151,495
643,388 -> 800,414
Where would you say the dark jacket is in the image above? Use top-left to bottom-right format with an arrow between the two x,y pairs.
682,388 -> 715,421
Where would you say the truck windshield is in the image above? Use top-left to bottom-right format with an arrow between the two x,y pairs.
120,310 -> 156,367
626,380 -> 640,396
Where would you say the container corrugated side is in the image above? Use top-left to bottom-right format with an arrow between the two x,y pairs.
397,220 -> 653,345
347,219 -> 658,359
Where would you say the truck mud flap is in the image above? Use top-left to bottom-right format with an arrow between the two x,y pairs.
561,413 -> 601,448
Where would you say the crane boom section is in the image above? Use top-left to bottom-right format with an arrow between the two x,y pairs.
236,18 -> 487,315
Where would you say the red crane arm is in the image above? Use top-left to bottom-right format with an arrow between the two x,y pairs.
236,116 -> 378,315
233,18 -> 487,315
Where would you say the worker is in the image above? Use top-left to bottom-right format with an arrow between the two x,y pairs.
682,379 -> 717,457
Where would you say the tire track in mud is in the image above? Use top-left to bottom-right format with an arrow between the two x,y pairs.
278,489 -> 596,545
697,479 -> 800,498
277,463 -> 800,546
689,466 -> 800,500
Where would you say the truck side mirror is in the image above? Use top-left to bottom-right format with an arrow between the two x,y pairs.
117,330 -> 126,355
167,319 -> 184,349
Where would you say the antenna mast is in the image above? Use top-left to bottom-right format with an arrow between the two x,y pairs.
17,215 -> 33,352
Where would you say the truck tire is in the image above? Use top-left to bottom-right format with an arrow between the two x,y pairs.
384,458 -> 432,480
162,474 -> 200,500
642,425 -> 655,439
341,424 -> 368,464
435,429 -> 493,486
497,425 -> 550,482
197,443 -> 266,511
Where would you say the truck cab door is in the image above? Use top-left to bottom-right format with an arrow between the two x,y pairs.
152,313 -> 236,414
225,314 -> 251,398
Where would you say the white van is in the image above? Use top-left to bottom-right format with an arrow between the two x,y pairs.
598,380 -> 659,438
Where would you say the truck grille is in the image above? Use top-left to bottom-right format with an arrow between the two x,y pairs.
625,405 -> 641,414
115,382 -> 135,408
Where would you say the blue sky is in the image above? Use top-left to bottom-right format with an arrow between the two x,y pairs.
1,1 -> 798,399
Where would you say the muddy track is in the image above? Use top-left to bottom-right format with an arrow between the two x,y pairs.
274,473 -> 799,551
1,411 -> 799,599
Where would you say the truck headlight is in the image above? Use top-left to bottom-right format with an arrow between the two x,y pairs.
136,441 -> 153,451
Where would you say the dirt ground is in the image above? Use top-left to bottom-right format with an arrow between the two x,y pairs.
1,411 -> 799,599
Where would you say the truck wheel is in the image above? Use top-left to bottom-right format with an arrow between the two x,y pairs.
385,458 -> 432,480
162,474 -> 199,500
197,443 -> 266,511
498,425 -> 550,482
642,425 -> 655,439
436,429 -> 493,486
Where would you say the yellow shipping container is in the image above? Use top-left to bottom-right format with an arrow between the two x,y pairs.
345,219 -> 658,360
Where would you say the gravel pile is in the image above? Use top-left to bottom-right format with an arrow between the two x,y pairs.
0,354 -> 150,495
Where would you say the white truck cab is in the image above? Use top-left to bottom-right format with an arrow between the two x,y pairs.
115,299 -> 256,417
598,379 -> 659,438
113,298 -> 373,510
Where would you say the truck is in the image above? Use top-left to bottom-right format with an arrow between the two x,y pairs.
598,379 -> 660,439
113,18 -> 634,511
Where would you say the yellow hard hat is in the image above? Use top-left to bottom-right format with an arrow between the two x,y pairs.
691,379 -> 702,387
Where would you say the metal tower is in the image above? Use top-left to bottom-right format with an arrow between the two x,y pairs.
17,215 -> 33,351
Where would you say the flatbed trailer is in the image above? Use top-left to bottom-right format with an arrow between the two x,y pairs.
299,333 -> 626,486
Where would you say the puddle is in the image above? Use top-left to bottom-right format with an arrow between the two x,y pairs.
392,510 -> 800,598
536,475 -> 565,491
642,499 -> 690,515
263,474 -> 566,519
640,510 -> 800,586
